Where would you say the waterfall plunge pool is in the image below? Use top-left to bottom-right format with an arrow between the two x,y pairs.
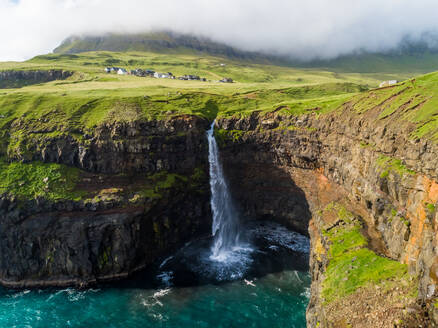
0,122 -> 311,327
0,220 -> 310,328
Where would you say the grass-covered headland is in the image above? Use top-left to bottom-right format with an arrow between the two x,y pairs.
1,49 -> 438,205
0,50 -> 378,204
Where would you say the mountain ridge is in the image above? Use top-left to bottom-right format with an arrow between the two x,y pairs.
53,31 -> 270,62
53,31 -> 438,74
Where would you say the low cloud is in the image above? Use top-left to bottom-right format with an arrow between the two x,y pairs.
1,0 -> 438,61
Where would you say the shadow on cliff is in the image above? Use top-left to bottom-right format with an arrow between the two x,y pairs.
223,161 -> 312,237
194,99 -> 219,122
107,140 -> 313,290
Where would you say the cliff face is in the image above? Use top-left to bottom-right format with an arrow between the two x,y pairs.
216,106 -> 438,327
0,115 -> 211,288
8,115 -> 208,174
1,76 -> 438,325
0,70 -> 73,89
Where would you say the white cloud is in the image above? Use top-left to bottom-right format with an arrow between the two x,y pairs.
1,0 -> 438,61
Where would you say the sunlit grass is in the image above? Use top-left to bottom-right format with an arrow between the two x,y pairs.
320,203 -> 412,304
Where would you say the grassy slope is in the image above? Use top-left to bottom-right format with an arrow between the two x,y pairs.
320,203 -> 414,304
0,50 -> 375,202
331,72 -> 438,141
0,51 -> 411,129
315,202 -> 422,327
0,51 -> 386,137
0,50 -> 437,201
0,156 -> 208,204
0,159 -> 85,201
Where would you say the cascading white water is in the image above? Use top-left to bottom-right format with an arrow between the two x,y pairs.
207,121 -> 246,262
154,124 -> 308,283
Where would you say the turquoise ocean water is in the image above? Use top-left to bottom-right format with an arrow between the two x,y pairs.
0,269 -> 309,328
0,221 -> 310,328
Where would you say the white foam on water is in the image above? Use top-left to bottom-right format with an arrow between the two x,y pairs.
140,288 -> 172,310
301,287 -> 311,299
244,279 -> 256,287
153,288 -> 171,299
10,290 -> 30,299
250,221 -> 310,253
293,270 -> 303,283
156,271 -> 174,287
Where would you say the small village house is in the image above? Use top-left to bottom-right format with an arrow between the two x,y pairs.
179,75 -> 201,81
379,80 -> 398,88
219,77 -> 233,83
117,68 -> 128,75
154,72 -> 174,79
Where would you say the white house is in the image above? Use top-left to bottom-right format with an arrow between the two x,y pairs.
117,68 -> 128,75
154,72 -> 170,79
379,80 -> 398,88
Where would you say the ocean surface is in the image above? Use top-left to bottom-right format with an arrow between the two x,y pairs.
0,221 -> 310,328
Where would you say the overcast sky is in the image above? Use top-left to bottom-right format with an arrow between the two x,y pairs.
1,0 -> 438,61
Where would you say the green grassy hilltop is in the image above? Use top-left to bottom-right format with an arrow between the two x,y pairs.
1,48 -> 438,159
1,48 -> 438,150
0,50 -> 394,202
0,50 -> 408,126
1,48 -> 438,207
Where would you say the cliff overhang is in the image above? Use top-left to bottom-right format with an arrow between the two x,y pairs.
215,108 -> 438,327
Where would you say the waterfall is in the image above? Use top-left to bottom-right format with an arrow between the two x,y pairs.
207,121 -> 244,262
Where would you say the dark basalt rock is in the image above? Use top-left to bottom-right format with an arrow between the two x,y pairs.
1,103 -> 437,325
216,110 -> 438,327
9,115 -> 209,175
0,192 -> 211,289
0,70 -> 73,89
0,115 -> 211,288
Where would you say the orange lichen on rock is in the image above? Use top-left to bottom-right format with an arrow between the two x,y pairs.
426,179 -> 438,203
404,176 -> 438,265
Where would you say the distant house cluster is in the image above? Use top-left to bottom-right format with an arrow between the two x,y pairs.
131,69 -> 155,77
179,75 -> 206,81
104,67 -> 210,81
379,80 -> 398,88
219,77 -> 233,83
104,67 -> 233,83
104,67 -> 129,75
154,72 -> 175,79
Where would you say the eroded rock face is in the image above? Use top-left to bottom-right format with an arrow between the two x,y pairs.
0,70 -> 73,89
216,109 -> 438,326
0,115 -> 211,288
0,189 -> 210,288
9,115 -> 208,175
1,101 -> 437,324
